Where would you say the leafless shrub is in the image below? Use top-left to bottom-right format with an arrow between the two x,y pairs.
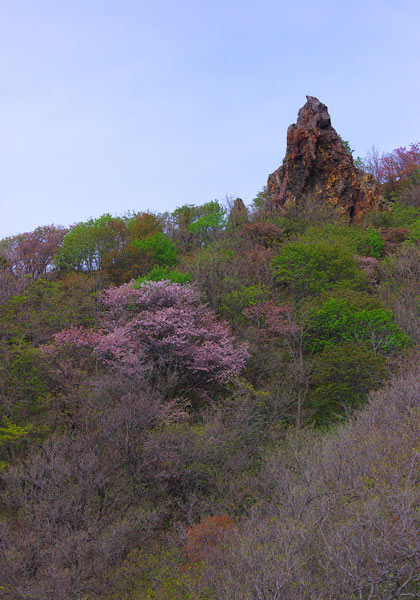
242,222 -> 284,247
0,268 -> 27,305
0,384 -> 166,600
400,183 -> 420,208
381,244 -> 420,284
195,367 -> 420,599
362,145 -> 383,182
379,244 -> 420,341
283,192 -> 339,224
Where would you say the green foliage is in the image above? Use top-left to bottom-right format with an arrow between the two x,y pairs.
357,228 -> 385,259
251,187 -> 270,210
299,224 -> 384,258
391,202 -> 420,226
406,218 -> 420,244
309,342 -> 387,424
53,211 -> 173,280
171,204 -> 200,229
354,155 -> 364,169
362,208 -> 396,229
101,212 -> 164,284
181,244 -> 236,310
133,232 -> 178,268
54,213 -> 126,272
367,228 -> 385,258
134,265 -> 192,286
339,136 -> 354,154
272,241 -> 366,300
221,284 -> 269,322
126,211 -> 162,239
0,343 -> 50,408
0,417 -> 35,468
306,296 -> 408,355
0,276 -> 98,344
107,548 -> 211,600
187,201 -> 226,240
364,201 -> 420,229
0,418 -> 33,447
312,288 -> 382,310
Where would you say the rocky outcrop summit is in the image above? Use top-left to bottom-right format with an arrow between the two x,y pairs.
267,96 -> 381,221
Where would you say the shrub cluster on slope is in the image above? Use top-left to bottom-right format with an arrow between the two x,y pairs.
194,365 -> 420,599
1,148 -> 420,598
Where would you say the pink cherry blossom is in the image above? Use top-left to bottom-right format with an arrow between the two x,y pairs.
47,280 -> 249,387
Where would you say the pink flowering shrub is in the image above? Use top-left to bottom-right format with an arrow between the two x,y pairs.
53,326 -> 104,348
243,301 -> 299,340
47,280 -> 249,390
354,254 -> 379,285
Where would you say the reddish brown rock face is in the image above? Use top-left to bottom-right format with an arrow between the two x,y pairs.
267,96 -> 382,222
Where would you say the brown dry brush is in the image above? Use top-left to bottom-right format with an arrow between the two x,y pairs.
193,367 -> 420,599
0,378 -> 177,600
379,244 -> 420,343
0,370 -> 265,599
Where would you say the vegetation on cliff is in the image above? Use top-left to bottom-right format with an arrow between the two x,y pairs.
1,102 -> 420,598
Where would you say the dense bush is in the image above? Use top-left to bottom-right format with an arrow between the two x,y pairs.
272,241 -> 366,300
364,201 -> 420,229
309,342 -> 387,423
306,296 -> 408,355
221,283 -> 270,324
132,232 -> 178,270
298,223 -> 382,255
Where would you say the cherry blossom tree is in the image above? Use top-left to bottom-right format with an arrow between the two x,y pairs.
46,280 -> 249,393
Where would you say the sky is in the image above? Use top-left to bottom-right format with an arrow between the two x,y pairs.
1,0 -> 420,237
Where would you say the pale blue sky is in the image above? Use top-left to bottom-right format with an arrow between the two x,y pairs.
1,0 -> 419,237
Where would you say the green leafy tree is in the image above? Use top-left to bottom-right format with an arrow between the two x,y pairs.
406,218 -> 420,244
0,418 -> 34,467
132,232 -> 178,270
187,201 -> 226,243
251,186 -> 270,210
306,296 -> 408,355
390,202 -> 420,226
54,214 -> 126,272
359,228 -> 385,259
309,342 -> 387,424
171,204 -> 200,230
272,241 -> 366,300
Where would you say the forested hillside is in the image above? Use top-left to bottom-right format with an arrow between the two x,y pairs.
1,99 -> 420,599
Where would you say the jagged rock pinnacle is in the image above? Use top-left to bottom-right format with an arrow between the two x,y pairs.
267,96 -> 381,221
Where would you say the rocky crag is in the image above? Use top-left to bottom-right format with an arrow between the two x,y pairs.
267,96 -> 381,221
